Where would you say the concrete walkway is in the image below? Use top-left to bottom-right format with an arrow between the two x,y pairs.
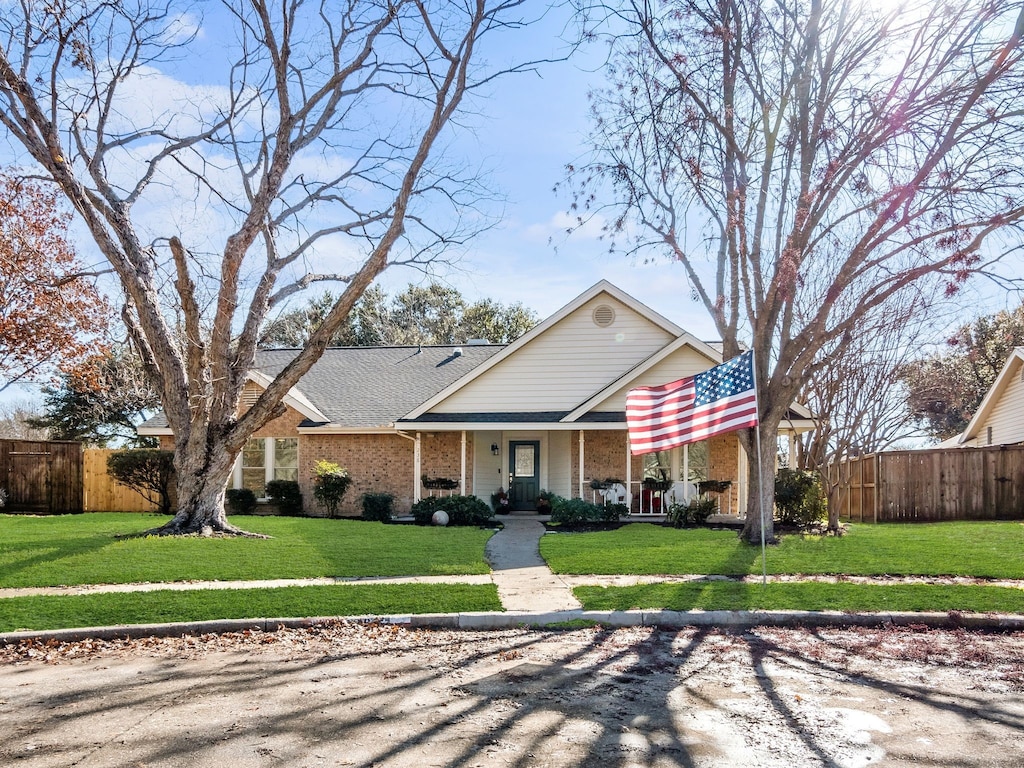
484,515 -> 580,612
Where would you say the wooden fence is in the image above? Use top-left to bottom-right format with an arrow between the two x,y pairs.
83,448 -> 160,512
828,445 -> 1024,522
0,439 -> 83,514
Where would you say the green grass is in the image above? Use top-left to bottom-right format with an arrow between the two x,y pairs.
575,582 -> 1024,614
540,521 -> 1024,579
0,513 -> 495,588
0,583 -> 502,633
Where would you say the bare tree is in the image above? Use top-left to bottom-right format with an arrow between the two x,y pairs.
570,0 -> 1024,543
0,0 -> 540,534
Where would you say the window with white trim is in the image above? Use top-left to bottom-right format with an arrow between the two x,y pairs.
234,437 -> 299,497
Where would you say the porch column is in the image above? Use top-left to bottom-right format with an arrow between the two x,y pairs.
414,432 -> 422,503
788,433 -> 798,468
625,432 -> 632,513
460,430 -> 467,495
578,430 -> 585,500
737,441 -> 747,515
682,445 -> 691,502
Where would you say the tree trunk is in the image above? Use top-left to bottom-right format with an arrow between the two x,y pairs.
147,441 -> 261,537
740,424 -> 778,546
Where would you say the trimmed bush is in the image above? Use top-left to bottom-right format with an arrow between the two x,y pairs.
266,480 -> 303,516
411,494 -> 494,526
774,468 -> 827,527
106,449 -> 175,515
225,487 -> 258,515
361,492 -> 395,522
549,496 -> 622,525
312,460 -> 352,518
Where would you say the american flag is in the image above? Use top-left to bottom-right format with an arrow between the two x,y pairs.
626,351 -> 759,455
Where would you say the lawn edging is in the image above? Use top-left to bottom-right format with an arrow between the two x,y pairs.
3,608 -> 1024,646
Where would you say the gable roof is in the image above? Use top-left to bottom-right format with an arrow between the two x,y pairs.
403,280 -> 685,420
958,346 -> 1024,444
254,345 -> 504,428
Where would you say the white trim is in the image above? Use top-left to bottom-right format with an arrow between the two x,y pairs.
402,281 -> 685,420
137,425 -> 173,436
959,347 -> 1024,444
246,371 -> 328,422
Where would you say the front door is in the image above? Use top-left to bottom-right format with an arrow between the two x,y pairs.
509,441 -> 540,511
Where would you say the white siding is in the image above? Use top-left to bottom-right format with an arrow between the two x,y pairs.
591,345 -> 717,412
547,430 -> 573,498
472,430 -> 503,498
432,295 -> 674,413
978,359 -> 1024,445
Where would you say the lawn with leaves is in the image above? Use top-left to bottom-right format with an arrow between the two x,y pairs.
0,583 -> 502,633
575,581 -> 1024,614
540,522 -> 1024,579
0,513 -> 495,588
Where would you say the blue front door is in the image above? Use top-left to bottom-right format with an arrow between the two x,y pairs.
509,441 -> 540,511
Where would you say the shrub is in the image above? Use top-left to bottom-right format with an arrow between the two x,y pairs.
666,496 -> 717,528
774,468 -> 827,527
361,492 -> 395,522
266,479 -> 303,516
552,499 -> 598,528
312,460 -> 352,518
106,449 -> 175,515
411,494 -> 494,526
225,487 -> 257,515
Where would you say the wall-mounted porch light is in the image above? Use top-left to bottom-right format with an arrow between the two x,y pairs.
490,443 -> 499,456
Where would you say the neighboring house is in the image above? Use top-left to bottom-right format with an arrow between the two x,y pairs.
948,346 -> 1024,448
139,281 -> 815,516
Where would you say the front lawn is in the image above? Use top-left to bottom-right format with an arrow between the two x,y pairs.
0,583 -> 502,633
540,521 -> 1024,579
575,582 -> 1024,615
0,513 -> 495,588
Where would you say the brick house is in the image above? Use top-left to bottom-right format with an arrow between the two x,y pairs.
139,281 -> 814,516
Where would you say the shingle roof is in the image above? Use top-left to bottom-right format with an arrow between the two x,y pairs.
137,344 -> 505,432
255,345 -> 504,427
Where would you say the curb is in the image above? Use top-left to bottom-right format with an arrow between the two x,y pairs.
3,609 -> 1023,646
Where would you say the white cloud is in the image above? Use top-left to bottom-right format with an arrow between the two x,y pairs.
522,210 -> 608,243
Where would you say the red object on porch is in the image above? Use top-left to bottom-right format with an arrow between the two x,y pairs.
641,489 -> 663,514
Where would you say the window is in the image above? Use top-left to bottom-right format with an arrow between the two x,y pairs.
686,441 -> 709,482
643,451 -> 671,481
235,437 -> 299,497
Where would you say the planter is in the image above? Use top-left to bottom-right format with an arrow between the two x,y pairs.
698,479 -> 732,495
422,477 -> 459,490
642,479 -> 672,493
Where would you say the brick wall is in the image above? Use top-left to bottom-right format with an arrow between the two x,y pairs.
302,433 -> 415,516
706,434 -> 741,514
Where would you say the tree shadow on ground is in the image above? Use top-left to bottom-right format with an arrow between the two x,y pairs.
1,624 -> 1022,766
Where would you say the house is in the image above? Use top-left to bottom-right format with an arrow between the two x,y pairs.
139,281 -> 815,516
949,346 -> 1024,448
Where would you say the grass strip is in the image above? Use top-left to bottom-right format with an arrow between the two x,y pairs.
0,513 -> 495,588
541,522 -> 1024,579
0,583 -> 502,633
574,581 -> 1024,614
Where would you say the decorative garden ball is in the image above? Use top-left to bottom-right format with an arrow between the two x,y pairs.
431,510 -> 449,526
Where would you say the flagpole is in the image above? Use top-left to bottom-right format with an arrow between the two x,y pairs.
755,422 -> 768,587
751,349 -> 767,587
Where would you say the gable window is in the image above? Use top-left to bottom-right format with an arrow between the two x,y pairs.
234,437 -> 299,497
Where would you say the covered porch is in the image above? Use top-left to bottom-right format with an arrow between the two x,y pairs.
402,421 -> 810,517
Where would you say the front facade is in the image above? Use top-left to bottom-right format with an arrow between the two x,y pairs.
140,281 -> 814,516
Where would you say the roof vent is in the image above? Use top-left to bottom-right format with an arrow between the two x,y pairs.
592,304 -> 616,327
452,347 -> 463,357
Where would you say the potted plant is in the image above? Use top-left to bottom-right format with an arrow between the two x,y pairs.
491,488 -> 510,513
536,489 -> 556,514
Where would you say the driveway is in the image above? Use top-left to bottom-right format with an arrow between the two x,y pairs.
1,623 -> 1022,767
